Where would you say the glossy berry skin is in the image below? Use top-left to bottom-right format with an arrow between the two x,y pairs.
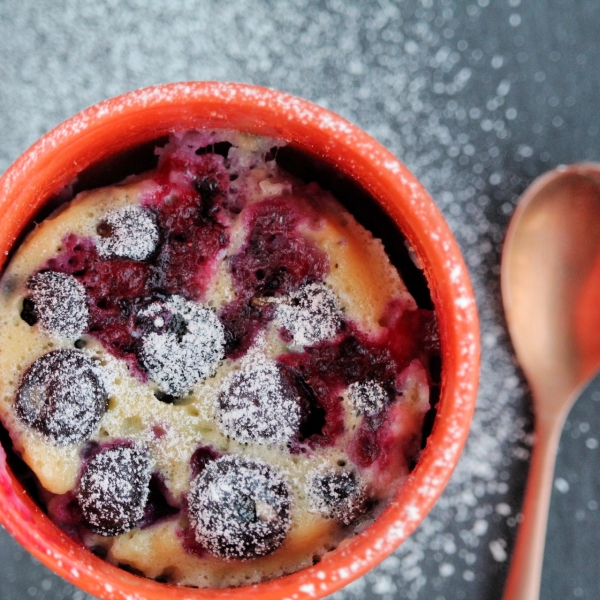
188,455 -> 291,560
77,445 -> 152,536
15,349 -> 107,445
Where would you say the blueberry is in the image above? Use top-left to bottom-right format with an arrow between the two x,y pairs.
217,360 -> 301,445
15,350 -> 108,445
77,445 -> 152,536
95,205 -> 159,261
347,380 -> 389,417
308,468 -> 367,526
274,282 -> 341,347
20,297 -> 38,326
136,295 -> 225,396
25,271 -> 88,339
188,456 -> 291,559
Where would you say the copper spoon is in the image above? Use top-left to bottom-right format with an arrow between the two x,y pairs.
501,164 -> 600,599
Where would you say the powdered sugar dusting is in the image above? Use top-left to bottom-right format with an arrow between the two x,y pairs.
138,295 -> 225,396
15,349 -> 108,445
307,467 -> 367,526
95,205 -> 159,261
217,354 -> 301,446
188,455 -> 291,560
77,445 -> 152,536
26,271 -> 88,339
347,380 -> 388,417
274,283 -> 342,347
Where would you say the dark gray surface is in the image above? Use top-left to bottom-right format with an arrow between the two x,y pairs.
0,1 -> 599,599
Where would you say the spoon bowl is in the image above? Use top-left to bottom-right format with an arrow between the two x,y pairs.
501,163 -> 600,599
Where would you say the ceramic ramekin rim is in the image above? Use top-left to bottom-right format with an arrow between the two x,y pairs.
0,82 -> 480,600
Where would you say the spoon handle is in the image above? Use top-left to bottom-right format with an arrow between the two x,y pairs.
502,418 -> 562,600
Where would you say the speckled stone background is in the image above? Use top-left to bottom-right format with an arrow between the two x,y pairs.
0,1 -> 599,599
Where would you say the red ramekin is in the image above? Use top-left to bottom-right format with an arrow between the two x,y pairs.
0,82 -> 479,599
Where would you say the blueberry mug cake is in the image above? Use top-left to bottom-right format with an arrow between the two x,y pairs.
0,131 -> 438,587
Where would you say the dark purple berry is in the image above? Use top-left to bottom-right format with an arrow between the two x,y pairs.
347,380 -> 390,417
95,206 -> 159,261
77,445 -> 151,536
20,297 -> 38,326
189,445 -> 220,479
280,367 -> 326,441
216,360 -> 301,445
15,350 -> 108,445
308,468 -> 367,526
188,456 -> 291,560
135,295 -> 225,396
274,282 -> 341,346
26,271 -> 88,339
140,474 -> 179,529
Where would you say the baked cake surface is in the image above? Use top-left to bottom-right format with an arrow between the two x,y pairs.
0,131 -> 437,587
